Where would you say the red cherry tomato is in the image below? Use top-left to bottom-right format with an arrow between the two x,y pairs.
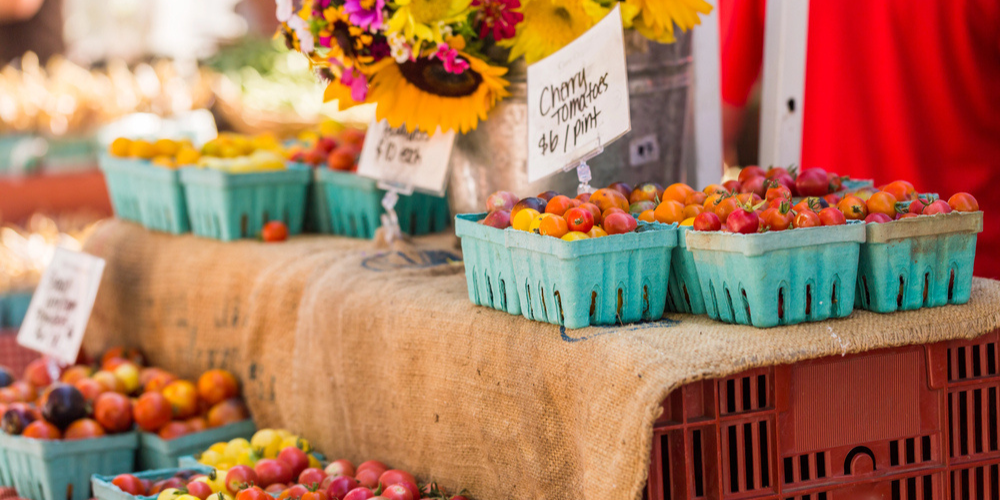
382,484 -> 414,500
765,167 -> 789,179
714,196 -> 741,224
379,470 -> 416,488
765,183 -> 792,202
355,468 -> 381,489
722,180 -> 741,193
726,208 -> 759,234
277,446 -> 310,479
693,212 -> 722,231
948,192 -> 979,212
299,468 -> 327,489
823,193 -> 842,206
760,202 -> 794,231
923,200 -> 953,215
326,476 -> 360,500
261,221 -> 289,242
112,474 -> 145,496
544,195 -> 573,216
907,198 -> 929,215
793,210 -> 821,228
827,172 -> 844,192
795,167 -> 830,197
187,481 -> 214,500
818,207 -> 847,226
602,213 -> 638,235
226,465 -> 259,495
235,486 -> 271,500
342,487 -> 375,500
739,176 -> 768,199
865,213 -> 893,224
564,207 -> 594,233
737,165 -> 766,183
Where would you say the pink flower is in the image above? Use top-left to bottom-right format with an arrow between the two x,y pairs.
344,0 -> 386,30
433,44 -> 469,75
472,0 -> 523,41
340,68 -> 368,102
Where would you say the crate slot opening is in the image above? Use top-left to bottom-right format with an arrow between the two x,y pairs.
805,284 -> 812,316
843,446 -> 876,475
617,288 -> 624,323
539,284 -> 549,322
499,279 -> 508,310
642,285 -> 650,320
861,275 -> 871,307
973,344 -> 983,377
777,287 -> 785,322
554,291 -> 564,324
727,425 -> 738,493
682,284 -> 692,312
923,272 -> 931,306
590,290 -> 598,322
708,281 -> 719,320
740,288 -> 752,325
897,275 -> 905,308
949,267 -> 956,302
241,214 -> 249,237
525,282 -> 534,320
990,387 -> 998,452
692,429 -> 705,497
831,278 -> 840,310
659,433 -> 672,500
485,274 -> 495,308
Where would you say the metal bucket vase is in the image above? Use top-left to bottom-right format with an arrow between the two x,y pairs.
447,31 -> 693,214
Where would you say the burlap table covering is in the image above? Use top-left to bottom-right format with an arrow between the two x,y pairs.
82,220 -> 1000,500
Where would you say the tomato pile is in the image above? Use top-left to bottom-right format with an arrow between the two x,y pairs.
0,347 -> 248,440
109,134 -> 287,172
286,126 -> 365,172
686,167 -> 981,235
179,429 -> 469,500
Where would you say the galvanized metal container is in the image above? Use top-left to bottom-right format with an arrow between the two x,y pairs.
447,31 -> 693,214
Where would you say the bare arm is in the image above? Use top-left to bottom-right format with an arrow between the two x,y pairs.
0,0 -> 45,22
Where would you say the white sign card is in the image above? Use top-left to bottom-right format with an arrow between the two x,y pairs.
17,248 -> 106,364
526,5 -> 631,182
357,119 -> 456,196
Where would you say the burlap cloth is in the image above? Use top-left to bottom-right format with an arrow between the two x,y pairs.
83,220 -> 1000,500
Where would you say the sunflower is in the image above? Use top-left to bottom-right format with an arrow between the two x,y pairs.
501,0 -> 595,64
365,52 -> 509,134
387,0 -> 473,49
622,0 -> 713,43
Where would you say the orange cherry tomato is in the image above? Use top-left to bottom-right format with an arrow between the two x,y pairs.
837,196 -> 869,220
663,183 -> 695,204
261,221 -> 288,242
702,184 -> 727,195
948,192 -> 980,212
866,191 -> 898,218
882,180 -> 916,202
684,191 -> 707,206
638,210 -> 656,223
654,200 -> 686,224
586,226 -> 608,238
544,195 -> 573,216
589,189 -> 630,213
703,193 -> 725,212
683,204 -> 705,219
537,214 -> 569,238
714,196 -> 742,223
794,210 -> 821,228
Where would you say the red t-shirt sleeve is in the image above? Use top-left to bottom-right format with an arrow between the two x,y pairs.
719,0 -> 767,107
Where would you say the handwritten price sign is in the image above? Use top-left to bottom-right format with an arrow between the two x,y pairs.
526,5 -> 631,182
17,248 -> 105,364
357,119 -> 456,196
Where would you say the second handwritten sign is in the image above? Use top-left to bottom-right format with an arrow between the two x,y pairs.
526,5 -> 631,183
357,119 -> 456,196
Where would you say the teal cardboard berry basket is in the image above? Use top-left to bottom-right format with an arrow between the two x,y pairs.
455,213 -> 522,316
0,291 -> 33,328
180,166 -> 310,241
455,213 -> 678,329
138,419 -> 256,471
665,227 -> 706,315
0,431 -> 138,500
855,211 -> 983,313
99,155 -> 190,234
314,168 -> 450,238
92,466 -> 213,500
685,222 -> 865,328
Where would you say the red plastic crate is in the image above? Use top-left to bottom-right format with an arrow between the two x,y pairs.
647,330 -> 1000,500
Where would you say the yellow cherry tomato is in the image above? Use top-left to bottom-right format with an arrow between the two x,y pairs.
109,137 -> 132,157
128,139 -> 156,159
561,231 -> 590,241
154,139 -> 179,157
680,217 -> 695,226
587,226 -> 608,238
512,208 -> 540,232
152,155 -> 176,169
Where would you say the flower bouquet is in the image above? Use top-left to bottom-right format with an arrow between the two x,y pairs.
276,0 -> 712,135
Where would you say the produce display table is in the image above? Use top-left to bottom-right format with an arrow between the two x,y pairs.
81,220 -> 1000,500
0,170 -> 111,222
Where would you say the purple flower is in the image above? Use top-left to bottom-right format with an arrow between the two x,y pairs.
341,68 -> 368,102
433,44 -> 470,75
344,0 -> 385,30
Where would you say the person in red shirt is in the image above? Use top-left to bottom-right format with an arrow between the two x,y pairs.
720,0 -> 1000,279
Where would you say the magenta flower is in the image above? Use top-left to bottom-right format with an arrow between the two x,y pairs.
472,0 -> 523,41
340,68 -> 369,102
433,44 -> 470,74
344,0 -> 386,30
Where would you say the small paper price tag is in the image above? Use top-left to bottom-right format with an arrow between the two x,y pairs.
526,5 -> 631,183
17,248 -> 105,364
357,119 -> 456,196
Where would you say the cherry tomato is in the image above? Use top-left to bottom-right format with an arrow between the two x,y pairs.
765,183 -> 792,202
261,221 -> 288,242
23,420 -> 61,439
823,193 -> 842,206
629,201 -> 657,216
544,195 -> 573,216
792,197 -> 827,214
601,207 -> 626,222
564,207 -> 594,233
577,203 -> 602,225
64,418 -> 106,439
702,183 -> 727,195
684,191 -> 707,206
865,213 -> 893,224
603,213 -> 638,235
818,207 -> 847,226
721,179 -> 741,193
511,198 -> 546,221
381,484 -> 414,500
735,192 -> 762,205
737,165 -> 766,183
485,191 -> 518,212
663,183 -> 695,204
693,212 -> 722,231
771,173 -> 796,194
187,481 -> 214,500
278,484 -> 309,500
393,482 -> 420,500
739,176 -> 768,199
535,214 -> 569,238
157,421 -> 191,440
235,486 -> 271,500
882,180 -> 916,202
923,200 -> 953,215
948,192 -> 979,212
837,196 -> 869,220
94,392 -> 133,433
197,369 -> 239,406
589,189 -> 630,213
326,476 -> 360,500
714,196 -> 741,224
793,210 -> 821,228
629,182 -> 663,204
726,207 -> 759,234
586,226 -> 608,238
866,191 -> 898,218
379,470 -> 416,488
535,190 -> 559,202
606,182 -> 633,198
325,459 -> 355,478
907,198 -> 929,215
575,192 -> 591,203
765,167 -> 789,179
653,200 -> 685,224
703,193 -> 725,212
355,468 -> 382,489
342,487 -> 375,500
761,203 -> 794,231
638,210 -> 656,223
255,458 -> 294,487
226,465 -> 259,494
683,204 -> 704,219
113,474 -> 145,496
795,167 -> 830,197
827,172 -> 844,192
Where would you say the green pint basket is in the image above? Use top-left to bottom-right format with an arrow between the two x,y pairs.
855,211 -> 983,313
138,419 -> 256,470
92,467 -> 213,500
0,291 -> 33,328
685,222 -> 865,328
665,227 -> 706,315
455,213 -> 521,316
315,168 -> 450,238
0,431 -> 138,500
99,155 -> 190,233
180,166 -> 310,241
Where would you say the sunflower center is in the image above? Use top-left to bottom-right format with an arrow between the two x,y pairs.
399,58 -> 483,98
409,0 -> 451,24
553,6 -> 571,22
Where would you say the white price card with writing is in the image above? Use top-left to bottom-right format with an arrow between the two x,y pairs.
17,248 -> 105,364
526,4 -> 631,182
357,119 -> 456,196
